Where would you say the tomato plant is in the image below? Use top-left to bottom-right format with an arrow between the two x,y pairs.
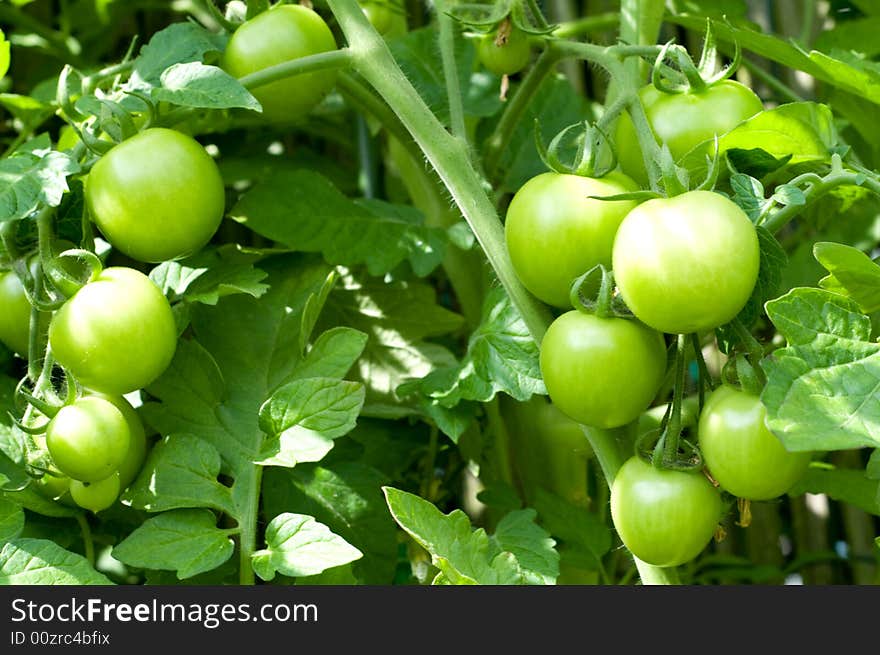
49,267 -> 177,395
505,171 -> 638,308
610,456 -> 721,568
540,311 -> 666,428
1,0 -> 880,592
222,4 -> 338,122
612,190 -> 760,335
698,385 -> 812,501
86,128 -> 226,263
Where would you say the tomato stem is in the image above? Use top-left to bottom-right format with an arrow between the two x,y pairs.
237,48 -> 353,92
434,0 -> 468,144
76,513 -> 96,567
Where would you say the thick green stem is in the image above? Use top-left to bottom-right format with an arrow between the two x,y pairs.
76,513 -> 95,567
238,464 -> 263,585
328,0 -> 552,341
552,13 -> 619,39
434,1 -> 467,143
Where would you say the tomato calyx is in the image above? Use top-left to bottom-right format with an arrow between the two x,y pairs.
568,264 -> 631,319
536,120 -> 619,178
650,21 -> 742,96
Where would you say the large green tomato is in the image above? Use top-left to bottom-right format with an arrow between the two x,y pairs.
86,128 -> 225,263
70,472 -> 120,513
0,270 -> 31,357
610,456 -> 721,567
223,5 -> 337,123
614,80 -> 764,186
698,386 -> 811,500
505,171 -> 639,308
612,190 -> 760,334
539,311 -> 667,428
46,396 -> 130,482
49,267 -> 177,395
89,393 -> 148,490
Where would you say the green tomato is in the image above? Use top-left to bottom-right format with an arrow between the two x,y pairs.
223,5 -> 338,123
49,267 -> 177,395
698,385 -> 811,500
70,472 -> 121,513
0,270 -> 31,357
88,393 -> 148,490
540,311 -> 667,428
477,26 -> 531,76
505,171 -> 639,308
610,456 -> 721,567
360,0 -> 395,34
614,80 -> 764,186
612,190 -> 760,335
86,128 -> 225,263
46,396 -> 130,482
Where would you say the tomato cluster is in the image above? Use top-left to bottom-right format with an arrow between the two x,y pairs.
503,71 -> 812,568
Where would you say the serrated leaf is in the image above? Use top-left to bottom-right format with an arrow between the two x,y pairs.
490,509 -> 559,585
401,286 -> 545,409
291,327 -> 368,381
149,245 -> 270,306
531,488 -> 611,567
0,150 -> 80,221
122,434 -> 235,515
3,486 -> 79,518
789,466 -> 880,515
0,539 -> 112,584
0,497 -> 24,541
252,513 -> 362,581
384,487 -> 556,585
763,288 -> 880,451
257,378 -> 365,467
318,272 -> 462,409
153,62 -> 261,110
263,462 -> 397,584
231,170 -> 446,277
128,23 -> 227,90
112,509 -> 234,579
814,241 -> 880,313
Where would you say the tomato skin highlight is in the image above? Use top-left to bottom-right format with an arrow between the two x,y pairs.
611,456 -> 722,567
86,128 -> 225,263
505,171 -> 639,308
0,270 -> 31,357
223,5 -> 338,123
49,267 -> 178,395
615,80 -> 764,186
539,311 -> 667,429
611,190 -> 760,335
46,396 -> 130,483
70,472 -> 121,513
698,385 -> 811,500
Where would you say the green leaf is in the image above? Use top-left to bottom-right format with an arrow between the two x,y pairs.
0,29 -> 9,79
0,539 -> 112,584
0,94 -> 52,128
122,434 -> 236,515
867,450 -> 880,480
257,378 -> 365,467
491,509 -> 559,585
252,513 -> 362,581
153,62 -> 261,110
814,241 -> 880,313
112,509 -> 234,580
3,486 -> 78,518
384,487 -> 557,585
263,462 -> 397,584
400,286 -> 545,408
318,272 -> 462,412
150,245 -> 270,306
128,22 -> 227,90
763,288 -> 880,451
0,497 -> 24,541
291,327 -> 368,381
231,170 -> 446,277
0,149 -> 80,222
531,488 -> 611,567
789,466 -> 880,516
